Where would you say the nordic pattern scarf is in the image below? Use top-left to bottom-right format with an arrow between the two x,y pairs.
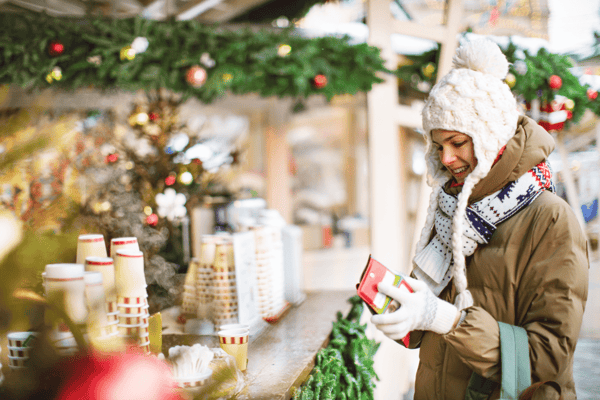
413,161 -> 555,295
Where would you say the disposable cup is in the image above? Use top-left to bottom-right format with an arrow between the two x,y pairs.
84,271 -> 108,325
218,330 -> 249,371
173,369 -> 213,388
8,347 -> 32,358
219,323 -> 249,332
118,304 -> 149,315
110,237 -> 139,259
7,332 -> 38,348
117,296 -> 148,305
45,263 -> 87,324
117,325 -> 150,336
114,250 -> 147,298
8,356 -> 28,367
118,314 -> 149,325
77,234 -> 107,264
85,257 -> 116,303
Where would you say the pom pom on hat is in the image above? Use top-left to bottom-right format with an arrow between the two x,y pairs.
452,38 -> 509,80
417,38 -> 520,311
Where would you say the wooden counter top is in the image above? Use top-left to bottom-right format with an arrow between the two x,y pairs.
161,290 -> 356,399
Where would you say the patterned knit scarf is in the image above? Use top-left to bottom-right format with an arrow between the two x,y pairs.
413,161 -> 555,295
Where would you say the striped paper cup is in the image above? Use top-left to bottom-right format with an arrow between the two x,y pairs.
7,332 -> 38,348
8,356 -> 28,367
8,347 -> 32,358
118,314 -> 149,325
173,369 -> 213,388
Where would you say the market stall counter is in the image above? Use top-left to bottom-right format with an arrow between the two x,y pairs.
161,290 -> 356,399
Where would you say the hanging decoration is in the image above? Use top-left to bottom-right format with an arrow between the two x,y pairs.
587,88 -> 598,100
548,75 -> 562,90
0,11 -> 387,103
505,73 -> 516,88
185,65 -> 208,88
313,74 -> 328,89
120,46 -> 136,61
48,40 -> 64,56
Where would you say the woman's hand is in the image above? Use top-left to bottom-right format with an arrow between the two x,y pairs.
370,276 -> 460,340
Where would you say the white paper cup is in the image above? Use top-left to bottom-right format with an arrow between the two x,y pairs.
45,264 -> 87,324
218,330 -> 248,371
117,304 -> 149,315
117,325 -> 150,336
118,314 -> 149,325
77,234 -> 107,265
219,323 -> 249,332
110,237 -> 139,259
84,271 -> 108,325
85,257 -> 116,303
114,250 -> 147,297
173,369 -> 213,388
7,332 -> 38,348
8,347 -> 31,358
8,356 -> 28,368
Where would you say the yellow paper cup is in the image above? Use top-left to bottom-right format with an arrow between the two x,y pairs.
218,330 -> 249,371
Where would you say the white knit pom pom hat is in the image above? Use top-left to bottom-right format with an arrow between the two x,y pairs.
418,38 -> 519,310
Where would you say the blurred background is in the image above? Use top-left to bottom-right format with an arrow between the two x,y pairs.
0,0 -> 600,398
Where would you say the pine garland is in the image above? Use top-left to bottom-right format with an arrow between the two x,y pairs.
396,40 -> 600,130
292,296 -> 380,400
0,11 -> 387,103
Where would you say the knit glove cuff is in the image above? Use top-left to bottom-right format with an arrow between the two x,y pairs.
422,289 -> 460,335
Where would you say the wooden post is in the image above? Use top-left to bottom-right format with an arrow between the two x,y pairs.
555,132 -> 588,235
265,100 -> 293,224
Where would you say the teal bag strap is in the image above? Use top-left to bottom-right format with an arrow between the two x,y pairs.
498,322 -> 531,399
465,322 -> 531,400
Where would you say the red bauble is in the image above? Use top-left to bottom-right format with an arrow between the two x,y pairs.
185,65 -> 207,88
548,75 -> 562,90
566,110 -> 573,119
587,88 -> 598,100
146,213 -> 158,226
165,175 -> 176,186
48,40 -> 65,57
148,112 -> 158,121
105,153 -> 119,163
313,74 -> 328,89
55,351 -> 181,400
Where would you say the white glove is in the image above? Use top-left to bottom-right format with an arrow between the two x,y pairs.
370,276 -> 459,341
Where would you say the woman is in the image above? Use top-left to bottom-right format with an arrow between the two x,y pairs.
371,38 -> 589,399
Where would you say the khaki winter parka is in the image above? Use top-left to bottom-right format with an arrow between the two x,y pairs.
407,116 -> 589,400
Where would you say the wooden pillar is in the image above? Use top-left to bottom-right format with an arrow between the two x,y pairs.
366,0 -> 404,272
555,133 -> 588,235
265,100 -> 293,224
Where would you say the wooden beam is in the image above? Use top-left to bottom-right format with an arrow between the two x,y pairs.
391,19 -> 449,43
395,104 -> 423,129
176,0 -> 224,20
195,0 -> 271,23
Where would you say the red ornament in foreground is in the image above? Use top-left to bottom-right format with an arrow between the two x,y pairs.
587,88 -> 598,100
548,75 -> 562,90
313,74 -> 328,89
55,351 -> 182,400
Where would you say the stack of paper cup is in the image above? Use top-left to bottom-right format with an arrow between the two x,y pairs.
44,263 -> 88,341
84,271 -> 116,338
196,235 -> 219,319
110,237 -> 139,259
114,249 -> 150,354
266,225 -> 287,316
181,258 -> 198,315
84,257 -> 118,332
211,237 -> 238,326
7,332 -> 38,371
252,226 -> 274,318
217,324 -> 249,371
76,234 -> 108,264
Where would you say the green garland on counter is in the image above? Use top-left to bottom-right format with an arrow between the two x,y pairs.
0,11 -> 388,103
292,296 -> 380,400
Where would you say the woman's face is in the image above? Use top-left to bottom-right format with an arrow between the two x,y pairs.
431,129 -> 477,183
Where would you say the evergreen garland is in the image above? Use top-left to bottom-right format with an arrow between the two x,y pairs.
396,39 -> 600,130
293,296 -> 380,400
0,11 -> 387,103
